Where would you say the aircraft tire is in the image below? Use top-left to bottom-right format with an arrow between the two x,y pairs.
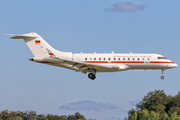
160,76 -> 164,80
88,73 -> 96,80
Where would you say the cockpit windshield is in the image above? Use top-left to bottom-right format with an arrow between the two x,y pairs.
157,57 -> 167,59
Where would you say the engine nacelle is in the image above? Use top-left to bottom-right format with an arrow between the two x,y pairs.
29,57 -> 44,62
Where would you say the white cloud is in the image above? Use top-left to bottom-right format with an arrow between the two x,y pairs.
105,2 -> 147,13
59,100 -> 118,112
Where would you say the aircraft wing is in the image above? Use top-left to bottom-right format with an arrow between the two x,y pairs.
50,56 -> 121,73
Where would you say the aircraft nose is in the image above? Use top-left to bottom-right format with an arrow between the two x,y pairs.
175,63 -> 178,67
169,63 -> 178,68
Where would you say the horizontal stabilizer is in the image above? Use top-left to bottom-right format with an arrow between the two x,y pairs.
5,34 -> 37,39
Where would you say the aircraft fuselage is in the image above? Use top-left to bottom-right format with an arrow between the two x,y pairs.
6,32 -> 178,80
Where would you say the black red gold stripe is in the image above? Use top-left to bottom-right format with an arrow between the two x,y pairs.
35,40 -> 41,44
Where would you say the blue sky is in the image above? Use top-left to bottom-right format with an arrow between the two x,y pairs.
0,0 -> 180,120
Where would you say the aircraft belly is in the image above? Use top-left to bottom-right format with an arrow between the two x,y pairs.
38,61 -> 170,73
39,62 -> 79,71
127,63 -> 168,69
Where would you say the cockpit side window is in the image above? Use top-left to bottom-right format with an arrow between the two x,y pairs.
158,57 -> 167,59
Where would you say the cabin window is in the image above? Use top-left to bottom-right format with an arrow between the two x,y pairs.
114,58 -> 116,61
104,58 -> 106,61
128,58 -> 130,61
99,58 -> 101,61
123,58 -> 125,61
108,58 -> 111,61
85,58 -> 87,61
148,58 -> 150,61
137,58 -> 139,61
142,58 -> 144,61
90,58 -> 92,60
118,58 -> 120,61
94,58 -> 96,61
133,58 -> 135,61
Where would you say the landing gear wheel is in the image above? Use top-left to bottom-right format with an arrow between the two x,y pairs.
160,76 -> 164,80
88,73 -> 96,80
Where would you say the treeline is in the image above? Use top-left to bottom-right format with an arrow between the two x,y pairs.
2,89 -> 180,120
127,90 -> 180,120
0,110 -> 86,120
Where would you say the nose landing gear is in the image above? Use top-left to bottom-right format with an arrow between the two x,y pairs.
160,76 -> 164,79
160,69 -> 165,80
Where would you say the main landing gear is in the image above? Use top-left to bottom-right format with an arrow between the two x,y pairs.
160,69 -> 165,80
88,69 -> 96,80
88,73 -> 96,80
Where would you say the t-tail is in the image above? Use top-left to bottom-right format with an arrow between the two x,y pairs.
6,32 -> 73,62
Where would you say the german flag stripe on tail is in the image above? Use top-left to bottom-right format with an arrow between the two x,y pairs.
35,40 -> 41,44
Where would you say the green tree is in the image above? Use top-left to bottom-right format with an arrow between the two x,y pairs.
136,90 -> 170,115
162,113 -> 170,120
67,114 -> 76,120
75,112 -> 86,120
167,93 -> 180,116
0,110 -> 9,119
128,90 -> 180,120
128,108 -> 137,118
149,111 -> 159,120
46,114 -> 67,120
0,110 -> 87,120
37,114 -> 48,120
170,111 -> 178,120
129,112 -> 138,120
46,114 -> 54,120
67,112 -> 86,120
7,116 -> 23,120
168,107 -> 180,116
137,109 -> 149,120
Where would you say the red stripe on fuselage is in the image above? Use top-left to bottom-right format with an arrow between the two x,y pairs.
85,61 -> 144,64
150,62 -> 175,64
85,61 -> 175,64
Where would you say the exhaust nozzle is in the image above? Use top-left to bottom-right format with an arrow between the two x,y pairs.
29,58 -> 34,61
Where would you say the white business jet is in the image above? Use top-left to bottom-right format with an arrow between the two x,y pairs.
6,32 -> 178,80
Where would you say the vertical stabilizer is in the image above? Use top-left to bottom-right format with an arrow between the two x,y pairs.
6,32 -> 58,57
